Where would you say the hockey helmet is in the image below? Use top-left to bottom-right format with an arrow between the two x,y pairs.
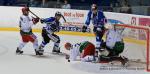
22,7 -> 29,12
64,42 -> 72,50
55,11 -> 62,17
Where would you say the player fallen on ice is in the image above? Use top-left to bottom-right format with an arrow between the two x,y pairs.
98,23 -> 128,66
64,41 -> 96,62
82,4 -> 107,59
35,11 -> 62,55
16,7 -> 39,54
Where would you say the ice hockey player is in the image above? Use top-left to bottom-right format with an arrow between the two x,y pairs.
99,24 -> 128,66
64,41 -> 96,62
82,4 -> 107,57
16,7 -> 39,54
35,11 -> 62,55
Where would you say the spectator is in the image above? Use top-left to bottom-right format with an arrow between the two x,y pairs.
55,3 -> 61,8
0,0 -> 4,5
107,4 -> 113,12
110,0 -> 120,7
61,0 -> 71,9
3,0 -> 17,6
30,0 -> 42,7
120,0 -> 132,14
120,5 -> 132,14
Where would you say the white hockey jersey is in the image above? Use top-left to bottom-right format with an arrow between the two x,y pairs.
69,43 -> 81,61
19,15 -> 34,32
106,29 -> 123,49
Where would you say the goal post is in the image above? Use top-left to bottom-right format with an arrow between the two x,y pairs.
115,24 -> 150,71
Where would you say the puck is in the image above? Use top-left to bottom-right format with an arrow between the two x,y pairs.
68,60 -> 70,62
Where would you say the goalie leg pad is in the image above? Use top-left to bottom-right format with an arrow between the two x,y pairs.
107,41 -> 124,56
113,41 -> 124,55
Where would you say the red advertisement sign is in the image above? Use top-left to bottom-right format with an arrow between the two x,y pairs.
138,18 -> 150,40
139,18 -> 150,27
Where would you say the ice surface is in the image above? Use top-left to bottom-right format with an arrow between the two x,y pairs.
0,31 -> 149,74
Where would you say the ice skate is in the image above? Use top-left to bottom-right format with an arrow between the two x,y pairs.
35,49 -> 44,56
52,46 -> 61,54
16,47 -> 23,54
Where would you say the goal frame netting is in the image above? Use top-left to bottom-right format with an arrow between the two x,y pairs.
116,24 -> 150,71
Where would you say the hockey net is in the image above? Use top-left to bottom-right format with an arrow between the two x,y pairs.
114,24 -> 150,71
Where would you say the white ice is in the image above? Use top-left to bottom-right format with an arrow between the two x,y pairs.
0,31 -> 149,74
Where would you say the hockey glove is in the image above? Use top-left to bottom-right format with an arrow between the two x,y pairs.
96,28 -> 102,32
40,19 -> 45,23
82,25 -> 87,32
32,17 -> 39,24
65,54 -> 70,59
93,27 -> 105,35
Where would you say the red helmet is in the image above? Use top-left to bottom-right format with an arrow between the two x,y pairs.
22,7 -> 29,13
64,42 -> 72,50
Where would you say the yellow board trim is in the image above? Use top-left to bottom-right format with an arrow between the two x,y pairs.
0,27 -> 146,45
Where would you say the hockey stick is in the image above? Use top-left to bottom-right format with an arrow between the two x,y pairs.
61,14 -> 66,22
29,10 -> 66,22
29,7 -> 65,22
29,10 -> 40,19
25,4 -> 40,19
